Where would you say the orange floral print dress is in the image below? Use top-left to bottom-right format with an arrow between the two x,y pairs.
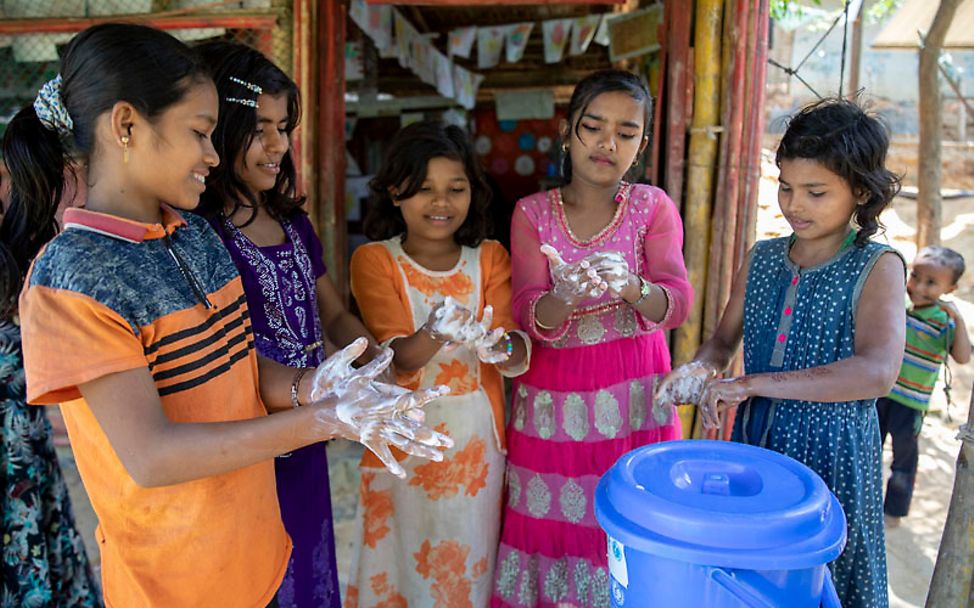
346,238 -> 529,608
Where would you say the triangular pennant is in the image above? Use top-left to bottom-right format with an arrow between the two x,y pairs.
570,15 -> 602,56
542,18 -> 573,64
434,49 -> 455,99
503,22 -> 534,63
393,11 -> 415,70
453,64 -> 484,110
477,26 -> 505,69
594,14 -> 612,46
448,26 -> 477,59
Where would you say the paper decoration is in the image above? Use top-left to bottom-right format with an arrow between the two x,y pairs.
453,64 -> 485,110
475,135 -> 492,156
448,26 -> 477,59
434,49 -> 455,99
349,0 -> 393,53
504,22 -> 534,63
477,26 -> 505,69
515,155 -> 536,176
537,136 -> 552,153
570,15 -> 602,56
608,5 -> 663,62
594,13 -> 612,46
542,18 -> 573,64
411,36 -> 436,85
442,109 -> 467,128
495,90 -> 555,121
394,11 -> 417,70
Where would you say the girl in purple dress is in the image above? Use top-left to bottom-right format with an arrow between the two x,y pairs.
195,42 -> 381,608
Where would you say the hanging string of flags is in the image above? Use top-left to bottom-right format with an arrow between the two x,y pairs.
348,0 -> 614,110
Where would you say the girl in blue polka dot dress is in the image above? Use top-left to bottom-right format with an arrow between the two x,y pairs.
657,98 -> 905,608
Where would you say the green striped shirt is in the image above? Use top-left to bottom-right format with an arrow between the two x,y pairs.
888,304 -> 955,411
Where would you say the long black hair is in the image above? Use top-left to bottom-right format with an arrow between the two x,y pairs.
364,120 -> 491,248
561,69 -> 654,183
194,41 -> 304,226
0,23 -> 208,316
776,98 -> 901,247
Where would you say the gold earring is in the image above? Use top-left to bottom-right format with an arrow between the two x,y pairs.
561,142 -> 569,153
121,135 -> 130,164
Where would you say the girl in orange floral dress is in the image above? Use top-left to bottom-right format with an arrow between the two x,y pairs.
345,121 -> 530,607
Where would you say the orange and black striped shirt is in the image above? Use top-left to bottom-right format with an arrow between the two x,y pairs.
20,206 -> 290,608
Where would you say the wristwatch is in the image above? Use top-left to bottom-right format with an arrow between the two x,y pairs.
632,276 -> 652,306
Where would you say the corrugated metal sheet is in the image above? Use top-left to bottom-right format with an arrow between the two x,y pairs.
873,0 -> 974,49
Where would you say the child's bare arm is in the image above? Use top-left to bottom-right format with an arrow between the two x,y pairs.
708,251 -> 905,410
941,301 -> 972,364
80,366 -> 343,487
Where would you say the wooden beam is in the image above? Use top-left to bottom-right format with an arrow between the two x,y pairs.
292,0 -> 316,222
367,0 -> 623,5
0,12 -> 276,35
317,0 -> 348,297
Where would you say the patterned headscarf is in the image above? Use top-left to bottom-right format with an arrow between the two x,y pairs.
33,74 -> 74,137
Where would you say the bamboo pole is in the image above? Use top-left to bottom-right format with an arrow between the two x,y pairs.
737,0 -> 769,265
663,0 -> 693,209
672,0 -> 723,374
705,0 -> 747,340
926,386 -> 974,607
317,0 -> 348,295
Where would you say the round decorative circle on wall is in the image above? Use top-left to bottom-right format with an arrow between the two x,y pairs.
515,155 -> 536,176
537,136 -> 552,153
499,119 -> 518,133
491,157 -> 510,174
474,135 -> 492,156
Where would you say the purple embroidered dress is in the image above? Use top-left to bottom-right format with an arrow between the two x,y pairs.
210,212 -> 340,608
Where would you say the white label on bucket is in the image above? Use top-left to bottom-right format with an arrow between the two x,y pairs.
607,536 -> 629,588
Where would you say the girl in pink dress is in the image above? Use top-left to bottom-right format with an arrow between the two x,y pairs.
492,70 -> 692,607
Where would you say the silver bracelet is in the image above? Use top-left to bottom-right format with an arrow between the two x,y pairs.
290,367 -> 311,409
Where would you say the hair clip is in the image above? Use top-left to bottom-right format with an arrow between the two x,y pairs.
226,97 -> 260,109
229,76 -> 263,95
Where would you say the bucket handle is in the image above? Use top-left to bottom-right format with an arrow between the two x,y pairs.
709,568 -> 775,608
820,568 -> 842,608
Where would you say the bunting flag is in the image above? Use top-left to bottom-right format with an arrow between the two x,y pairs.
349,0 -> 392,53
411,35 -> 436,85
477,26 -> 506,69
434,49 -> 455,99
570,15 -> 602,56
453,64 -> 485,110
593,13 -> 612,46
394,11 -> 417,70
448,26 -> 477,59
503,22 -> 534,63
542,18 -> 573,64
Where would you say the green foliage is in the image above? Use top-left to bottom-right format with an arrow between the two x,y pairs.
770,0 -> 901,24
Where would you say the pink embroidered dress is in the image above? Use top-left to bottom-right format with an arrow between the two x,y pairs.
491,182 -> 692,607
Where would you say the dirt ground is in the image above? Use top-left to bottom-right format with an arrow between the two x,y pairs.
54,156 -> 973,607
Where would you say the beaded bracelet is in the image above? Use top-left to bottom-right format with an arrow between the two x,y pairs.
502,332 -> 514,359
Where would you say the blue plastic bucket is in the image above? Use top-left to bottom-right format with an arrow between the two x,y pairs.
595,440 -> 846,607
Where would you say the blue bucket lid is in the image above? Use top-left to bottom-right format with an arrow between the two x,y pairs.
595,440 -> 846,570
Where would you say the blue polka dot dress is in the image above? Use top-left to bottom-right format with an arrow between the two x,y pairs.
733,235 -> 902,608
